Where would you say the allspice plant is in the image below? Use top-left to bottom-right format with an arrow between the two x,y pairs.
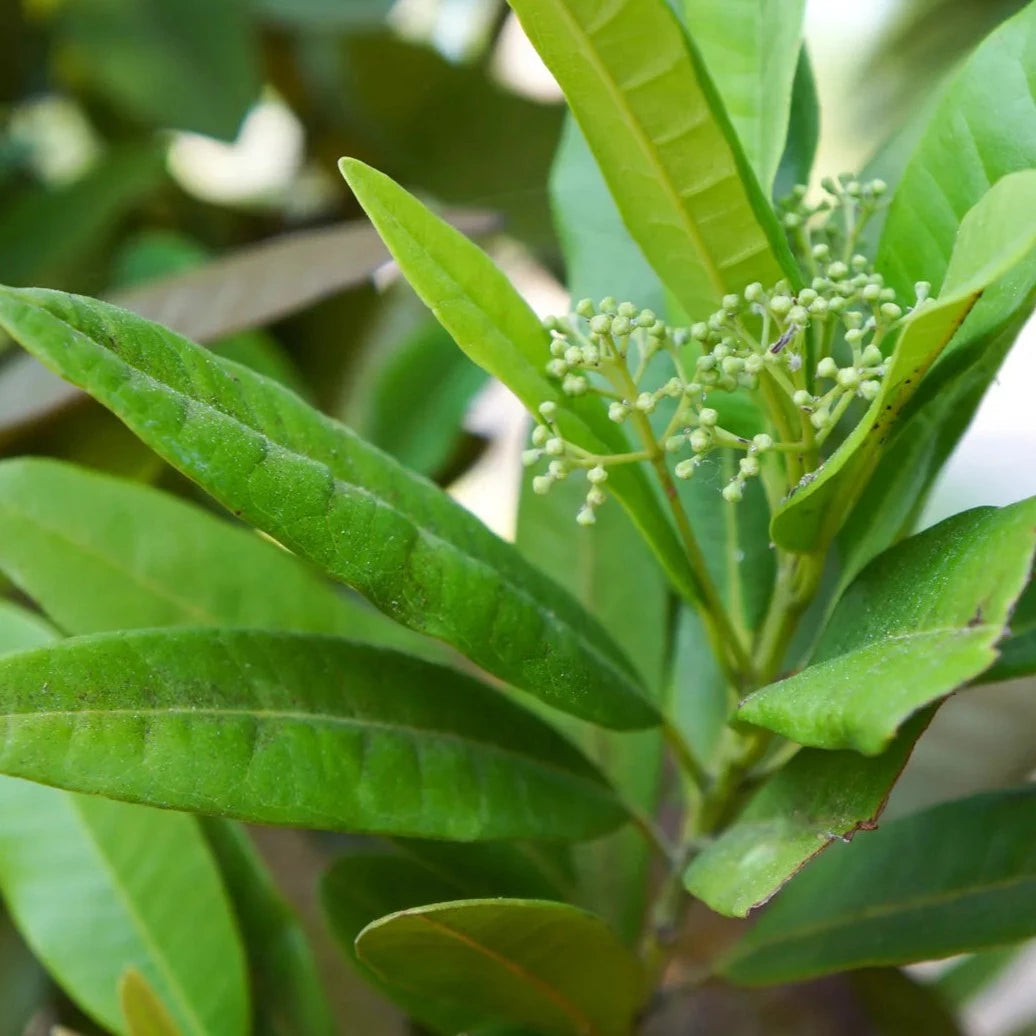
0,1 -> 1035,1034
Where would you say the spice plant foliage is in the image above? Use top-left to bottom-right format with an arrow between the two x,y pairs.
0,1 -> 1035,1034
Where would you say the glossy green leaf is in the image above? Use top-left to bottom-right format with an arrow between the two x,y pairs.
877,3 -> 1036,298
0,777 -> 248,1036
0,287 -> 654,730
684,714 -> 929,917
505,0 -> 796,317
741,498 -> 1036,753
54,0 -> 260,138
340,157 -> 703,615
0,600 -> 56,655
355,899 -> 645,1036
200,820 -> 333,1036
682,0 -> 806,194
722,786 -> 1036,984
771,170 -> 1036,554
0,457 -> 430,658
120,969 -> 183,1036
0,628 -> 626,840
773,48 -> 820,201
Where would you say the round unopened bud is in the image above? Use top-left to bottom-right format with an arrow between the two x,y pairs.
739,455 -> 760,477
752,433 -> 774,452
548,460 -> 569,479
810,408 -> 832,430
542,315 -> 562,332
744,282 -> 765,303
793,389 -> 813,407
562,374 -> 588,396
589,314 -> 612,335
586,486 -> 606,507
788,305 -> 809,324
539,401 -> 558,421
827,296 -> 847,313
798,288 -> 818,306
745,354 -> 763,374
532,475 -> 553,495
723,293 -> 741,312
522,449 -> 542,467
648,319 -> 667,338
546,359 -> 568,378
549,338 -> 566,358
635,392 -> 656,413
827,261 -> 849,280
869,178 -> 887,196
636,308 -> 656,328
581,345 -> 600,366
689,428 -> 712,452
691,322 -> 709,340
674,459 -> 696,480
769,295 -> 793,317
576,507 -> 596,527
608,401 -> 629,423
610,315 -> 632,337
718,374 -> 738,392
698,407 -> 718,427
544,436 -> 565,456
575,298 -> 595,318
617,301 -> 637,318
665,435 -> 685,453
845,328 -> 864,346
812,243 -> 831,262
861,344 -> 883,367
914,281 -> 931,303
722,481 -> 744,503
599,296 -> 617,314
722,356 -> 745,375
697,353 -> 717,371
816,356 -> 839,379
859,379 -> 881,401
809,297 -> 829,315
837,367 -> 861,390
661,377 -> 681,398
880,302 -> 903,321
712,342 -> 731,361
851,253 -> 868,272
708,312 -> 726,332
564,345 -> 583,366
531,425 -> 550,446
862,283 -> 881,301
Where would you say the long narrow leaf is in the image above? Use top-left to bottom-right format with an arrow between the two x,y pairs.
0,287 -> 656,730
0,628 -> 627,841
504,0 -> 797,318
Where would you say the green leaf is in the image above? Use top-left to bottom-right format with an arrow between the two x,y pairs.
0,600 -> 56,655
773,47 -> 820,201
340,157 -> 703,616
120,969 -> 184,1036
53,0 -> 260,138
0,778 -> 248,1036
876,3 -> 1036,299
0,628 -> 627,841
199,819 -> 333,1036
740,498 -> 1036,754
722,786 -> 1036,985
770,170 -> 1036,554
684,714 -> 930,917
0,909 -> 47,1036
0,288 -> 655,730
355,899 -> 645,1036
0,457 -> 431,658
980,579 -> 1036,683
505,0 -> 796,317
682,0 -> 807,194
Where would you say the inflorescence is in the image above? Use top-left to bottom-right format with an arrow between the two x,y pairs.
524,175 -> 934,525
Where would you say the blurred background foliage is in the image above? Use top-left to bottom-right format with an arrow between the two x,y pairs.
1,0 -> 1034,1033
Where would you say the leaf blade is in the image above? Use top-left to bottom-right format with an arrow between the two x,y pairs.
0,287 -> 656,730
0,628 -> 627,841
355,899 -> 645,1036
504,0 -> 796,317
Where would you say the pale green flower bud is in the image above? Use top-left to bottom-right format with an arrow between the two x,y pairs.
581,345 -> 600,366
744,282 -> 765,303
575,298 -> 595,318
753,433 -> 774,452
635,392 -> 656,413
745,354 -> 763,374
793,389 -> 813,407
739,372 -> 759,390
562,374 -> 588,396
690,428 -> 712,452
827,261 -> 848,279
576,506 -> 596,526
798,288 -> 818,306
544,436 -> 565,456
812,243 -> 831,262
861,344 -> 883,367
636,309 -> 656,328
723,293 -> 741,312
769,295 -> 793,316
816,357 -> 838,379
788,305 -> 809,324
608,401 -> 629,423
697,353 -> 717,371
698,407 -> 718,427
531,425 -> 550,446
549,337 -> 566,358
648,319 -> 667,338
674,459 -> 696,479
539,401 -> 558,421
869,178 -> 887,195
722,356 -> 745,375
664,377 -> 683,397
845,328 -> 864,346
686,381 -> 703,395
837,367 -> 860,390
810,408 -> 831,430
880,302 -> 903,321
589,314 -> 612,335
587,465 -> 608,485
564,345 -> 583,366
546,359 -> 568,378
586,486 -> 606,507
827,296 -> 847,313
879,288 -> 896,302
915,281 -> 931,304
610,315 -> 632,337
548,460 -> 569,479
851,253 -> 868,272
739,455 -> 760,477
809,297 -> 829,315
691,322 -> 709,340
862,283 -> 881,301
665,435 -> 684,453
599,296 -> 618,314
722,481 -> 744,503
859,379 -> 881,401
532,475 -> 553,495
617,301 -> 637,318
522,449 -> 542,467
